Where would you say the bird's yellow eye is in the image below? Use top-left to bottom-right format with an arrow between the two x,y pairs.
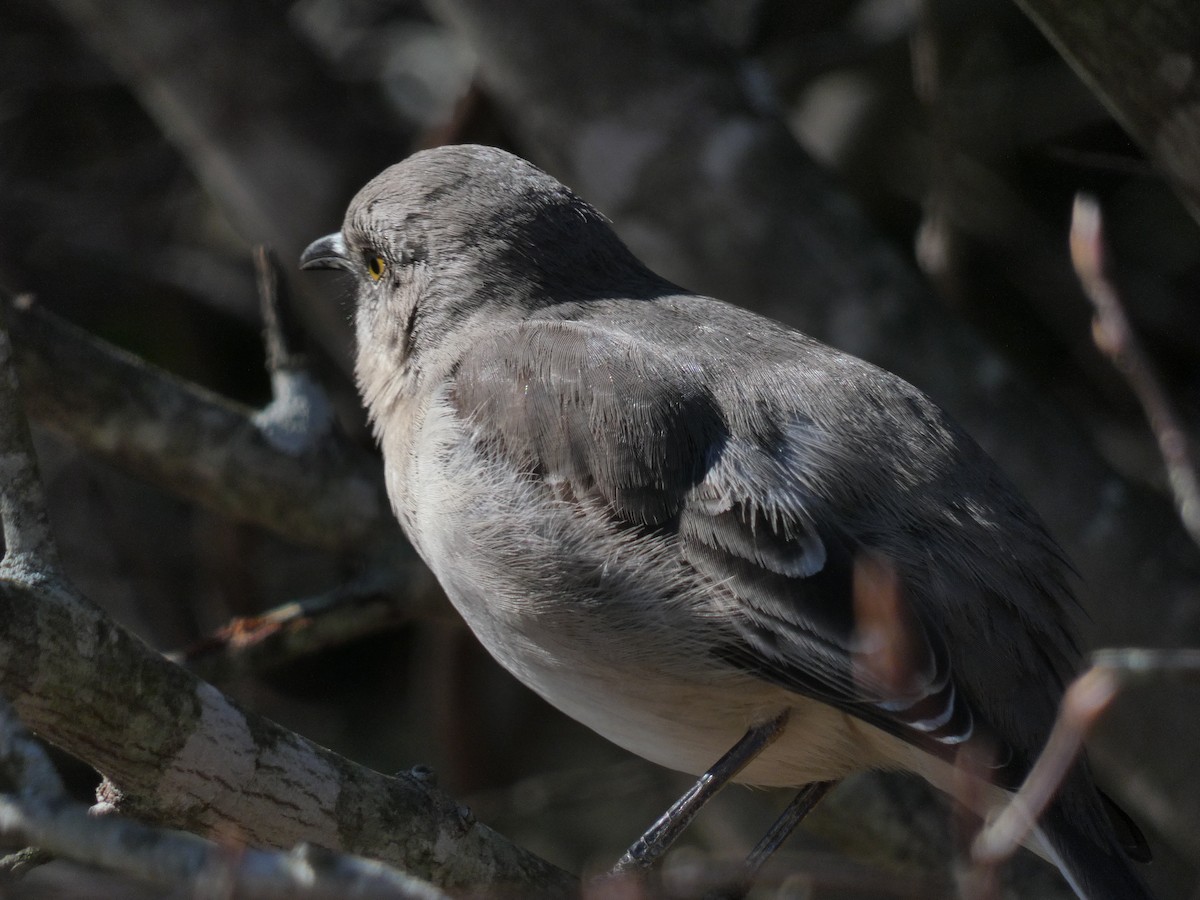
367,256 -> 386,281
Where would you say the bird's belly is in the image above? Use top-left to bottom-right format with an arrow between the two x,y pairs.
442,576 -> 891,788
391,401 -> 898,787
523,662 -> 893,786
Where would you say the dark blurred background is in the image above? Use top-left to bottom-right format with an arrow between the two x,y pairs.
1,0 -> 1198,897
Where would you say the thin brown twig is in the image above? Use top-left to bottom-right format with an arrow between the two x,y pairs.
949,742 -> 1004,900
1070,193 -> 1200,550
972,646 -> 1200,866
171,565 -> 444,683
971,666 -> 1121,865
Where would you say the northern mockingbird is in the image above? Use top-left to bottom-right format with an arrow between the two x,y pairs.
302,143 -> 1152,900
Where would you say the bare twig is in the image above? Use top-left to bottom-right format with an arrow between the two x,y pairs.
1070,194 -> 1200,549
256,245 -> 307,376
0,571 -> 575,893
173,565 -> 444,683
251,246 -> 338,457
971,666 -> 1120,865
0,297 -> 61,581
0,696 -> 452,899
949,742 -> 1005,900
910,0 -> 966,306
851,551 -> 922,700
972,647 -> 1200,865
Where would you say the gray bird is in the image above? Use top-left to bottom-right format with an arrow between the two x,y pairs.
302,144 -> 1151,899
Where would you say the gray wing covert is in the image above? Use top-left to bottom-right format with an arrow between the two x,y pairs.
450,319 -> 724,525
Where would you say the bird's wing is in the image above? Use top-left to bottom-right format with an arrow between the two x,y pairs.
679,422 -> 981,760
452,316 -> 1000,772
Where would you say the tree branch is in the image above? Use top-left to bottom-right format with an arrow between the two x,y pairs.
1070,194 -> 1200,549
973,648 -> 1200,869
2,292 -> 401,556
173,569 -> 443,683
0,697 -> 456,900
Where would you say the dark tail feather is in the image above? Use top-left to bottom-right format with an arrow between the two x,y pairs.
1098,790 -> 1152,863
1040,801 -> 1155,900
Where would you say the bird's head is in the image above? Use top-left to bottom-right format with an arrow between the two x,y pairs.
301,144 -> 655,383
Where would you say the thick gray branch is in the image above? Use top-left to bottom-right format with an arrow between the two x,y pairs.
3,294 -> 400,556
0,291 -> 568,896
0,698 -> 452,899
0,304 -> 567,893
0,576 -> 574,896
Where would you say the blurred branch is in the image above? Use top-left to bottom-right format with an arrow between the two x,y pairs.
46,0 -> 408,365
973,648 -> 1200,867
257,246 -> 310,378
1012,0 -> 1200,225
0,847 -> 53,878
972,667 -> 1121,868
0,698 -> 451,900
2,291 -> 403,556
1070,195 -> 1200,550
0,309 -> 575,897
251,245 -> 339,458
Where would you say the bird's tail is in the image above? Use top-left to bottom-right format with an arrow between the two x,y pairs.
1038,797 -> 1155,900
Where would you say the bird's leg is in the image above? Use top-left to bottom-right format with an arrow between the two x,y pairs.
695,781 -> 838,900
737,780 -> 836,889
611,711 -> 790,874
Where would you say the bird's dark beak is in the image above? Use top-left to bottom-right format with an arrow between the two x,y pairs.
300,232 -> 353,272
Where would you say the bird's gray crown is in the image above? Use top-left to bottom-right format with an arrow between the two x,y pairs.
340,144 -> 663,299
